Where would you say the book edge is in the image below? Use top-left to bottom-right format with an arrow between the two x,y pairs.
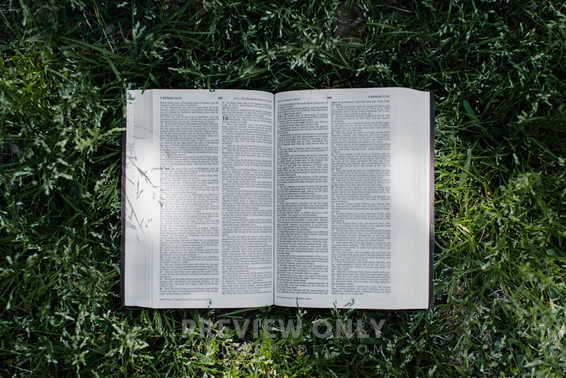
428,90 -> 435,311
121,93 -> 127,308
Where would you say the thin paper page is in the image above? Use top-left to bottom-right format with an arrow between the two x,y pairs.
125,89 -> 275,308
274,88 -> 431,309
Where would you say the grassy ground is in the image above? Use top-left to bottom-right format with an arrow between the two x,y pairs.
1,0 -> 565,376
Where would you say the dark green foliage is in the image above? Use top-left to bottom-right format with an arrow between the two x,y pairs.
1,0 -> 565,376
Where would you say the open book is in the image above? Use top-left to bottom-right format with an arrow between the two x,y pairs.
122,88 -> 434,310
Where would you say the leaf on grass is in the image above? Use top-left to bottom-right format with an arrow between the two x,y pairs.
463,100 -> 478,121
458,148 -> 472,186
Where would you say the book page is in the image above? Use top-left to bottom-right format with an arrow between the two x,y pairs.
124,89 -> 274,308
274,88 -> 431,309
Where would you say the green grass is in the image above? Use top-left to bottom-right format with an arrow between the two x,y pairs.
1,0 -> 565,376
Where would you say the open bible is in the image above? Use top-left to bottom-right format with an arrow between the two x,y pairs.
122,87 -> 434,310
